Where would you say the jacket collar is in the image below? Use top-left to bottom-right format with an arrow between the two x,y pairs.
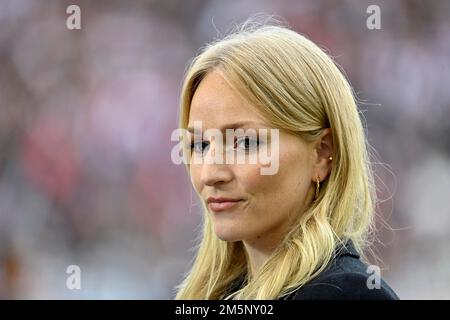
227,239 -> 361,296
334,238 -> 360,259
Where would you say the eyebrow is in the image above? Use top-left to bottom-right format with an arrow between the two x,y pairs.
186,121 -> 268,133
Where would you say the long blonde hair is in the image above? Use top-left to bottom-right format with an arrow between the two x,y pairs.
175,20 -> 377,300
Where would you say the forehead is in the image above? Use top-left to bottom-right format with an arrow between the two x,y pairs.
188,71 -> 269,129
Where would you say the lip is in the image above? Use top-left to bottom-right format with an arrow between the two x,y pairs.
206,197 -> 243,212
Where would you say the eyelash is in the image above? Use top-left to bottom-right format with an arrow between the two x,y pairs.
189,136 -> 261,154
190,140 -> 209,153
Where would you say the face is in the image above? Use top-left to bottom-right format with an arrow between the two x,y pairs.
187,70 -> 317,250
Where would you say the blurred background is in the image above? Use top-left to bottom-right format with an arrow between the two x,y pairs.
0,0 -> 449,299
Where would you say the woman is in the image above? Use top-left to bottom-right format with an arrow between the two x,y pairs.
174,20 -> 399,300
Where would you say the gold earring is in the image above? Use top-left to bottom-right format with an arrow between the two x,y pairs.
315,176 -> 320,200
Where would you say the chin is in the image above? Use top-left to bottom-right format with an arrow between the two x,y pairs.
213,224 -> 244,242
214,231 -> 242,242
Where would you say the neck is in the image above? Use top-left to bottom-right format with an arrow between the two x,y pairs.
243,191 -> 315,277
243,242 -> 272,277
242,223 -> 288,277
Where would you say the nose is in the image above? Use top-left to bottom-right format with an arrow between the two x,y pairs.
201,163 -> 233,186
200,142 -> 233,187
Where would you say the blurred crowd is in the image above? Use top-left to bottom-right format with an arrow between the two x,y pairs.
0,0 -> 449,299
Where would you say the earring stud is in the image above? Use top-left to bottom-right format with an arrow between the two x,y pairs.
329,156 -> 333,161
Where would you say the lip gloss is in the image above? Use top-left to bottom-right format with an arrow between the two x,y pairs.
208,200 -> 242,212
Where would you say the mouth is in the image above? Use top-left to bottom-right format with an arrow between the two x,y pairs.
206,197 -> 244,213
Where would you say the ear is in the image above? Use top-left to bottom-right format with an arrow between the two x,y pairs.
312,128 -> 334,182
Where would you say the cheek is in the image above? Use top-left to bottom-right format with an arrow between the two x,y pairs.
234,164 -> 283,217
279,155 -> 309,193
278,157 -> 313,212
235,164 -> 264,190
258,148 -> 311,211
189,165 -> 202,193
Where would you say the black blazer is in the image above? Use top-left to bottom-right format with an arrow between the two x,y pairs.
227,239 -> 399,300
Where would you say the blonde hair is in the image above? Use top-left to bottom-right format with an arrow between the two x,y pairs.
175,20 -> 377,300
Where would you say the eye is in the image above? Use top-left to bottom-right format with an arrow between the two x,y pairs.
235,136 -> 260,150
190,140 -> 209,154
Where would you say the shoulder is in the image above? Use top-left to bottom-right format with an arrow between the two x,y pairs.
287,240 -> 399,300
291,269 -> 399,300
